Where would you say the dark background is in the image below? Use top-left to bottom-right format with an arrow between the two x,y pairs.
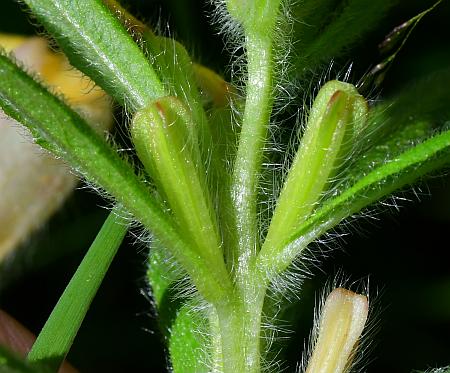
1,0 -> 449,372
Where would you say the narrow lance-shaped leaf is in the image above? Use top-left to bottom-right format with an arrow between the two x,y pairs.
22,0 -> 165,110
27,208 -> 128,371
260,127 -> 450,277
102,1 -> 239,261
0,52 -> 231,304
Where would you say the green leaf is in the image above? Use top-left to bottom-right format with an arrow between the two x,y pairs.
259,127 -> 450,277
147,243 -> 209,373
26,208 -> 128,371
0,52 -> 231,304
169,303 -> 209,373
22,0 -> 165,110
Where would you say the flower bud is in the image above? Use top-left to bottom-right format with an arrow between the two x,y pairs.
306,288 -> 368,373
131,97 -> 220,255
264,80 -> 367,251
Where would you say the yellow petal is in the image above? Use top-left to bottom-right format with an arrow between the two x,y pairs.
0,34 -> 113,260
0,33 -> 27,52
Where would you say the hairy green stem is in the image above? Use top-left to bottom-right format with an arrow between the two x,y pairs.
231,34 -> 274,275
27,208 -> 128,371
216,275 -> 266,373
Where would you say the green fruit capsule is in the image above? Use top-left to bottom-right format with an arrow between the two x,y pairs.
131,96 -> 221,257
264,80 -> 368,252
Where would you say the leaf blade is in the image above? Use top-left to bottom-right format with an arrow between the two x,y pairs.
26,208 -> 128,371
22,0 -> 165,110
0,52 -> 232,304
258,127 -> 450,276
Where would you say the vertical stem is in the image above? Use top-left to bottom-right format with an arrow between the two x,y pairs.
231,34 -> 273,273
240,274 -> 267,373
209,308 -> 224,372
216,277 -> 267,373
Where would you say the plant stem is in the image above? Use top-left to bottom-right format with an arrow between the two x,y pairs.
231,34 -> 273,274
216,274 -> 266,373
27,207 -> 128,371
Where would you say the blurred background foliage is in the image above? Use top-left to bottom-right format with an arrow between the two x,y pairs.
0,0 -> 449,372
